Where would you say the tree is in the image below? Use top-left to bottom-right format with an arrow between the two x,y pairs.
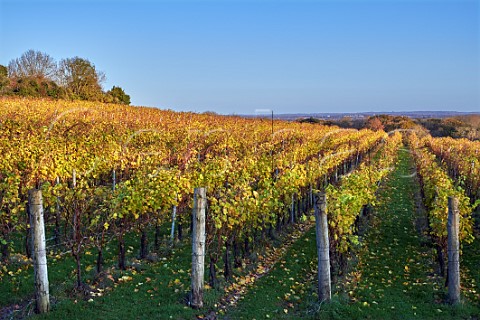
0,65 -> 7,79
0,65 -> 9,93
105,86 -> 130,105
58,57 -> 105,101
366,117 -> 385,131
8,50 -> 57,80
10,77 -> 65,99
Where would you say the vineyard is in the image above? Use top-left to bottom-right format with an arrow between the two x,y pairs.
0,97 -> 479,319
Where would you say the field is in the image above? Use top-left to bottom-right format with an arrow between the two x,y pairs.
0,98 -> 479,319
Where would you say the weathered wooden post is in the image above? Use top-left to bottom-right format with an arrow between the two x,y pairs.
290,193 -> 295,224
54,177 -> 61,246
314,192 -> 331,302
309,185 -> 313,209
29,189 -> 50,314
72,169 -> 77,188
112,169 -> 116,191
170,205 -> 177,244
447,196 -> 460,304
191,187 -> 206,308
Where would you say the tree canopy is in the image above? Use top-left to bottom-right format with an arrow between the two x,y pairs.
58,57 -> 105,101
1,50 -> 130,105
8,49 -> 57,80
0,65 -> 9,92
106,86 -> 131,105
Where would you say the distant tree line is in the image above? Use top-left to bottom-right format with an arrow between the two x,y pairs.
0,49 -> 130,105
418,116 -> 480,140
299,114 -> 480,141
300,115 -> 427,134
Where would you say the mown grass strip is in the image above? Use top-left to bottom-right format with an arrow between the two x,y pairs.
220,222 -> 318,320
312,148 -> 480,319
223,149 -> 480,320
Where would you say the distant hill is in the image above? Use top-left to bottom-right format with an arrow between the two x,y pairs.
243,111 -> 479,121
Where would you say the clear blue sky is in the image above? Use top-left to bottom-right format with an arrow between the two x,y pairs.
1,0 -> 479,114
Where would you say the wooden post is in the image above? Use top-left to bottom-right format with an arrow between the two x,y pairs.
290,193 -> 295,224
25,202 -> 32,259
299,197 -> 303,216
71,169 -> 84,284
54,177 -> 61,246
191,187 -> 206,308
112,169 -> 116,191
309,185 -> 313,209
29,189 -> 50,314
170,205 -> 177,244
72,169 -> 76,188
314,192 -> 331,302
447,196 -> 460,304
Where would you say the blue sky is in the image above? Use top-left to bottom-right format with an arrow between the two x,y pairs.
0,0 -> 479,114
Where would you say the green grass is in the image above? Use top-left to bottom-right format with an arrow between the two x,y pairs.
2,148 -> 479,319
33,240 -> 211,320
221,148 -> 480,319
311,149 -> 480,319
219,223 -> 318,319
1,214 -> 314,319
322,149 -> 479,319
1,223 -> 218,319
461,219 -> 480,305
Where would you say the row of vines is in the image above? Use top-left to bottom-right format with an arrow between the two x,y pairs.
4,97 -> 477,315
0,97 -> 387,292
425,136 -> 480,201
405,132 -> 478,277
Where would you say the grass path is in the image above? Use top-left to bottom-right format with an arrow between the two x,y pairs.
219,224 -> 318,319
316,148 -> 480,319
347,147 -> 442,317
32,240 -> 204,320
461,218 -> 480,305
222,149 -> 480,319
3,148 -> 478,319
